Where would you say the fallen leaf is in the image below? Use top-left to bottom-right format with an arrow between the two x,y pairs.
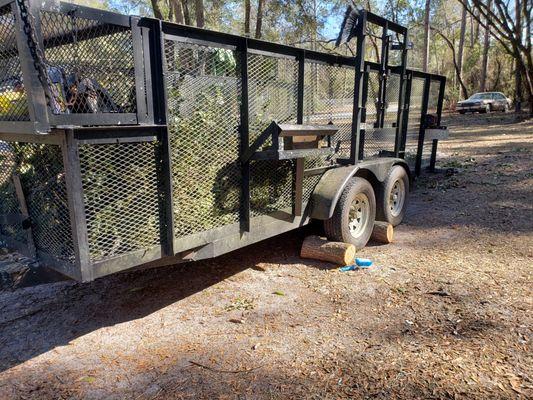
508,375 -> 522,393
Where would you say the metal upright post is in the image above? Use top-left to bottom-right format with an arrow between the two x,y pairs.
293,50 -> 305,216
239,38 -> 251,232
429,77 -> 446,172
149,19 -> 175,256
11,0 -> 50,134
415,76 -> 430,176
63,129 -> 91,281
399,71 -> 413,157
358,64 -> 370,160
394,30 -> 409,157
131,17 -> 149,124
347,11 -> 367,164
377,22 -> 389,129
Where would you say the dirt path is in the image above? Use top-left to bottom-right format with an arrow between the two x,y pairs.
0,113 -> 531,399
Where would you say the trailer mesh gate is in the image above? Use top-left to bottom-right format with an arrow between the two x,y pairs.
0,4 -> 29,122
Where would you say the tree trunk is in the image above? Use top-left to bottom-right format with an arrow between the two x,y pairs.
525,0 -> 533,115
255,0 -> 265,39
514,0 -> 522,111
300,236 -> 356,266
432,27 -> 469,99
150,0 -> 164,19
170,0 -> 185,24
422,0 -> 431,72
371,222 -> 394,244
456,0 -> 533,115
244,0 -> 251,36
182,0 -> 191,25
457,6 -> 468,98
480,0 -> 491,92
474,8 -> 480,41
491,58 -> 502,90
469,14 -> 474,47
195,0 -> 204,28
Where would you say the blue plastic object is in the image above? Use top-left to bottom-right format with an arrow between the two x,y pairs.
355,258 -> 373,267
339,258 -> 373,272
339,265 -> 356,272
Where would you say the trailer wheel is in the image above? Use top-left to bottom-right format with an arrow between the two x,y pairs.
376,165 -> 409,226
324,177 -> 376,249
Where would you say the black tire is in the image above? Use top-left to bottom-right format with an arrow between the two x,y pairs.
324,177 -> 376,249
459,110 -> 466,114
376,165 -> 410,226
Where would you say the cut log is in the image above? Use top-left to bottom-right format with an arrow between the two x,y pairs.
300,236 -> 355,265
371,221 -> 394,244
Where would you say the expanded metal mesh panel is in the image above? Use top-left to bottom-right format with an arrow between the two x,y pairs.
427,80 -> 440,114
383,74 -> 400,127
22,143 -> 74,261
420,80 -> 442,168
250,160 -> 293,216
303,62 -> 354,162
363,70 -> 380,158
164,40 -> 242,237
0,141 -> 26,245
0,5 -> 29,121
248,53 -> 297,216
40,11 -> 137,114
248,53 -> 297,146
364,73 -> 401,158
0,141 -> 74,262
404,77 -> 425,167
79,141 -> 161,263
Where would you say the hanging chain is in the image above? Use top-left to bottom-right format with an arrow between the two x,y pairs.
15,0 -> 54,110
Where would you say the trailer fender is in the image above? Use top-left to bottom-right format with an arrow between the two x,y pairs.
310,158 -> 410,220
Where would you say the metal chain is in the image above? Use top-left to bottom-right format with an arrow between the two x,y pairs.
15,0 -> 54,110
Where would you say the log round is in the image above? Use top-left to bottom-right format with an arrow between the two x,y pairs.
300,236 -> 356,265
371,221 -> 394,244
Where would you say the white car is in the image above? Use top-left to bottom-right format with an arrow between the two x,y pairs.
456,92 -> 512,114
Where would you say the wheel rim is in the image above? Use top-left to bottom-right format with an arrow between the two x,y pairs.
389,179 -> 405,217
348,193 -> 370,238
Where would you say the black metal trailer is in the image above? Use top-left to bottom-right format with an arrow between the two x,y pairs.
0,0 -> 447,281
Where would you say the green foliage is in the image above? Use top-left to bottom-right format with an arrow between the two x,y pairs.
168,77 -> 242,236
166,47 -> 295,237
0,143 -> 74,260
79,142 -> 160,262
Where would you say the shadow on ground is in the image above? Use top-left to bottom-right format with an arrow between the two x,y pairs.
0,226 -> 314,373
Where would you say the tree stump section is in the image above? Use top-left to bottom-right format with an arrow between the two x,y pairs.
371,221 -> 394,244
300,236 -> 355,265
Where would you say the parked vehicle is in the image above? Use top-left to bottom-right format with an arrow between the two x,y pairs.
456,92 -> 511,114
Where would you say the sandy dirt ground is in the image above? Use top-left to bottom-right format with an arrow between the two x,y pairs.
0,112 -> 531,399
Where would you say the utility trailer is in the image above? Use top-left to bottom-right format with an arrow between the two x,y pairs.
0,0 -> 447,281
